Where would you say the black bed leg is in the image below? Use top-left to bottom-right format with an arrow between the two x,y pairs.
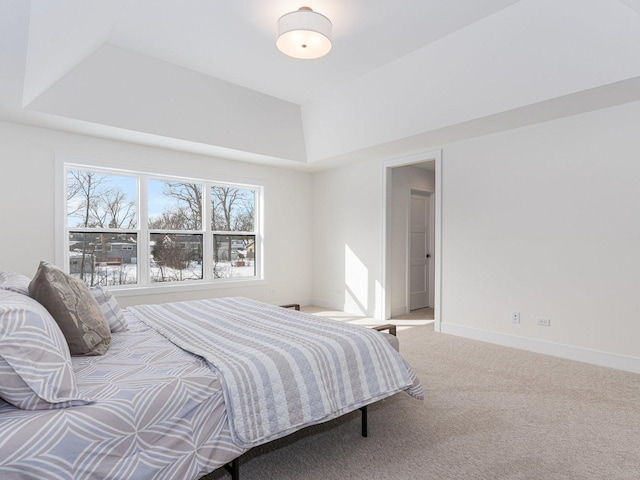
360,405 -> 368,437
223,458 -> 240,480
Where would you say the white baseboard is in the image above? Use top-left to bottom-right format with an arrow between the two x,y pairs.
310,298 -> 380,318
441,323 -> 640,375
310,298 -> 343,312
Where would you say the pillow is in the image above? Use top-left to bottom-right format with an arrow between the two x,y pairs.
29,261 -> 111,356
90,285 -> 128,333
0,290 -> 92,410
0,271 -> 30,295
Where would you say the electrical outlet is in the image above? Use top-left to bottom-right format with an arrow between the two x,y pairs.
536,318 -> 551,327
511,312 -> 520,324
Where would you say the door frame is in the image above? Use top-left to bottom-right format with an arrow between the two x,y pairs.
382,149 -> 442,332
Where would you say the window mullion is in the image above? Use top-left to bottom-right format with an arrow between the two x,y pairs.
202,184 -> 212,282
139,174 -> 150,287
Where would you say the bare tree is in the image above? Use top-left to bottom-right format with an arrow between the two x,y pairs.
149,208 -> 193,230
67,171 -> 107,283
68,171 -> 106,228
89,190 -> 136,229
67,170 -> 136,285
211,187 -> 255,265
154,182 -> 202,230
151,234 -> 201,282
233,200 -> 255,232
215,187 -> 254,231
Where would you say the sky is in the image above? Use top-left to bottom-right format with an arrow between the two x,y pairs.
67,169 -> 255,229
67,170 -> 195,226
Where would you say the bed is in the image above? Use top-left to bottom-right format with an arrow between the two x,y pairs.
0,266 -> 423,480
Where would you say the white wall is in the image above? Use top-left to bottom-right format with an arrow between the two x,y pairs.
389,165 -> 435,316
4,95 -> 640,371
312,100 -> 640,372
0,121 -> 313,307
441,100 -> 640,368
311,160 -> 384,317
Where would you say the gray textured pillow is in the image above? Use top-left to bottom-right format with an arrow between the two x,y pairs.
0,290 -> 92,410
29,261 -> 111,356
90,285 -> 128,333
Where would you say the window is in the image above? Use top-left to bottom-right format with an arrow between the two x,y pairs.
63,163 -> 262,289
211,185 -> 257,279
66,170 -> 138,286
148,179 -> 204,283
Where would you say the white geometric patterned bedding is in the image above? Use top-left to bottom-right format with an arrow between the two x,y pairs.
0,297 -> 422,480
128,297 -> 423,449
0,312 -> 244,480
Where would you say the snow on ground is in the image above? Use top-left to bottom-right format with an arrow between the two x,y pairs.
73,261 -> 254,286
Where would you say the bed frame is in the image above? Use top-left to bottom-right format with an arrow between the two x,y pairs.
223,405 -> 369,480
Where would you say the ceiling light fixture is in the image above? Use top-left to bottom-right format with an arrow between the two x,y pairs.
276,6 -> 332,60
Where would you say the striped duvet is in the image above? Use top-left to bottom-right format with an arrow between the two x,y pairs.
128,297 -> 423,449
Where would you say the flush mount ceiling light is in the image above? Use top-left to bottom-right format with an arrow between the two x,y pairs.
276,6 -> 332,60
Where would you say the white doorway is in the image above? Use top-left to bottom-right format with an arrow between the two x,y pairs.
409,190 -> 431,310
382,150 -> 442,331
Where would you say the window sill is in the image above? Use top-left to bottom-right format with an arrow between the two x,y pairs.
109,278 -> 266,298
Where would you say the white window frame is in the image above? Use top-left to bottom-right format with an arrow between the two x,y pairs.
55,156 -> 264,295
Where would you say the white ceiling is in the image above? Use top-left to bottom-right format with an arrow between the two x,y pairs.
22,0 -> 522,105
2,0 -> 640,170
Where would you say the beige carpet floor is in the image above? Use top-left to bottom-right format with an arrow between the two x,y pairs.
202,313 -> 640,480
393,307 -> 434,321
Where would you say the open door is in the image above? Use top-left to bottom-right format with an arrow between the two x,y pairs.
382,150 -> 441,331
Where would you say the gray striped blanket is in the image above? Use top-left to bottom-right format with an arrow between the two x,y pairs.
128,297 -> 423,449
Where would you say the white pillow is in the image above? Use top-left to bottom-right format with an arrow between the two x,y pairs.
0,290 -> 92,410
90,285 -> 128,333
0,271 -> 30,295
